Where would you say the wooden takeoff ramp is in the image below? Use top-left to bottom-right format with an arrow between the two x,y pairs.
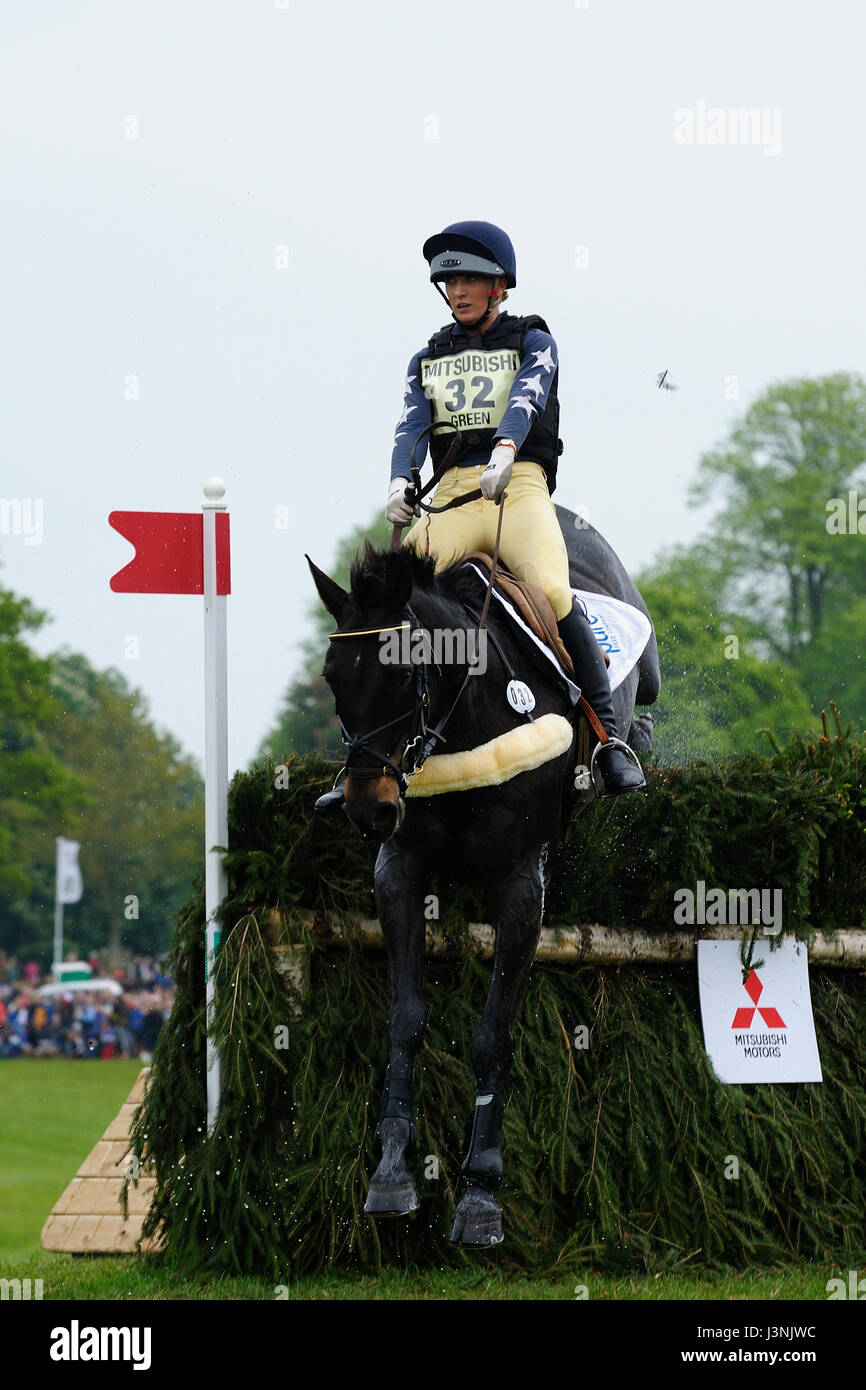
41,1067 -> 162,1254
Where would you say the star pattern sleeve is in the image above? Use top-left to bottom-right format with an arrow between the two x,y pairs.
494,328 -> 558,452
390,349 -> 431,483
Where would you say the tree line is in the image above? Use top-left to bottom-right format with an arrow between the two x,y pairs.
0,588 -> 202,964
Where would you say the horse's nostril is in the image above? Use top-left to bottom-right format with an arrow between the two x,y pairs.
368,804 -> 399,840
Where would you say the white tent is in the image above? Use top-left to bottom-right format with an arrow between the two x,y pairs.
35,978 -> 123,998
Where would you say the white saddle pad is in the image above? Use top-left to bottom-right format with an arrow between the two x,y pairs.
465,563 -> 652,695
573,589 -> 653,693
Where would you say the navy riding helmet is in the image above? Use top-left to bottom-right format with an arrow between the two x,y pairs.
423,221 -> 517,287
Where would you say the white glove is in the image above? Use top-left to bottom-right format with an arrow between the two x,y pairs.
480,441 -> 516,502
385,477 -> 419,526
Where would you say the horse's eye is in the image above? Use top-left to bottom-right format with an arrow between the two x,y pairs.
387,665 -> 414,692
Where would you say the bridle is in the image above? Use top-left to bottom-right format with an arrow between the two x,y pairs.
328,606 -> 482,797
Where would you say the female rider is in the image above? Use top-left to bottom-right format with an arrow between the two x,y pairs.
317,221 -> 644,811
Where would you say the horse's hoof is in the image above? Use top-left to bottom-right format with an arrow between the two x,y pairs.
364,1180 -> 419,1217
449,1185 -> 504,1247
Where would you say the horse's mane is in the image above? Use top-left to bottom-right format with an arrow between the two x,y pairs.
349,541 -> 479,612
350,540 -> 436,594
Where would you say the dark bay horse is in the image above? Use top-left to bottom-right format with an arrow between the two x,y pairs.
308,504 -> 659,1246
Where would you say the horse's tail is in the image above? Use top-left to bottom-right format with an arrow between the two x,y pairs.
627,712 -> 655,753
634,629 -> 661,706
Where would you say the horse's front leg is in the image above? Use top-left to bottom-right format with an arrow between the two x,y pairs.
450,846 -> 547,1248
364,839 -> 429,1217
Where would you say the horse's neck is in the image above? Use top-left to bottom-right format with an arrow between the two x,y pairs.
409,590 -> 512,747
410,590 -> 493,655
412,590 -> 472,633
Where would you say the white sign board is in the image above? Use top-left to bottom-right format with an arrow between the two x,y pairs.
697,940 -> 822,1084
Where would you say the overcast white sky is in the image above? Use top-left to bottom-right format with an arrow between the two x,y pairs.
3,0 -> 864,775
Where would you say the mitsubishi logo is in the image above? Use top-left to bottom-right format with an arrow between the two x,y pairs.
731,969 -> 786,1029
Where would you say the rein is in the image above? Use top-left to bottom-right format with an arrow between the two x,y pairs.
387,422 -> 476,557
389,419 -> 505,631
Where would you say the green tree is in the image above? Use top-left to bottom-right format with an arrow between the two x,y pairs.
789,597 -> 866,735
257,513 -> 391,760
689,373 -> 866,662
0,647 -> 204,964
0,585 -> 84,898
636,545 -> 815,764
48,652 -> 204,961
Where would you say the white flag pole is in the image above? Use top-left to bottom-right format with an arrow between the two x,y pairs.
53,836 -> 64,982
202,478 -> 229,1134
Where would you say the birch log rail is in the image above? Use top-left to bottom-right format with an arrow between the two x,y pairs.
271,912 -> 866,967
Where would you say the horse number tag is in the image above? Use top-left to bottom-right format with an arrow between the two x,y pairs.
506,679 -> 536,713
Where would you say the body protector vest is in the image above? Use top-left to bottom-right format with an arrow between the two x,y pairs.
422,314 -> 564,493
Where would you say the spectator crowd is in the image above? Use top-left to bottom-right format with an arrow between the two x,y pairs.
0,953 -> 175,1060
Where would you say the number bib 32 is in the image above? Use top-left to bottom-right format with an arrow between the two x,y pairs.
421,348 -> 520,435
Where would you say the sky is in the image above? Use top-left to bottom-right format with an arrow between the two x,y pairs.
3,0 -> 864,777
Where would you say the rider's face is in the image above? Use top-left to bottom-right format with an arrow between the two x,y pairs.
444,274 -> 498,324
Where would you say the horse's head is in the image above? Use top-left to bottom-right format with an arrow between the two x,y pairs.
307,543 -> 437,841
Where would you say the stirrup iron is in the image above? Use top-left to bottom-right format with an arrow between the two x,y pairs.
589,736 -> 646,799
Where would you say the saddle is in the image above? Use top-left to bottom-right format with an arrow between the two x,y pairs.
460,551 -> 609,677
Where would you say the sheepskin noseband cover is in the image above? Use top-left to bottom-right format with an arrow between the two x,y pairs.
404,712 -> 574,797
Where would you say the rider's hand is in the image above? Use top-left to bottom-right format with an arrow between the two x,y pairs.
385,477 -> 419,526
480,440 -> 516,503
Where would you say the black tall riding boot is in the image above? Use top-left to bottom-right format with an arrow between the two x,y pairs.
557,602 -> 646,796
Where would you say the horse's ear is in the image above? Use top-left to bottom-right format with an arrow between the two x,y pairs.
385,550 -> 414,606
306,555 -> 348,621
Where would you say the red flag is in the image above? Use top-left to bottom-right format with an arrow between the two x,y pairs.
109,512 -> 231,595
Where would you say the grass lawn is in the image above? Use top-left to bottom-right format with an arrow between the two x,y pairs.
0,1060 -> 855,1301
0,1057 -> 142,1261
0,1252 -> 849,1301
